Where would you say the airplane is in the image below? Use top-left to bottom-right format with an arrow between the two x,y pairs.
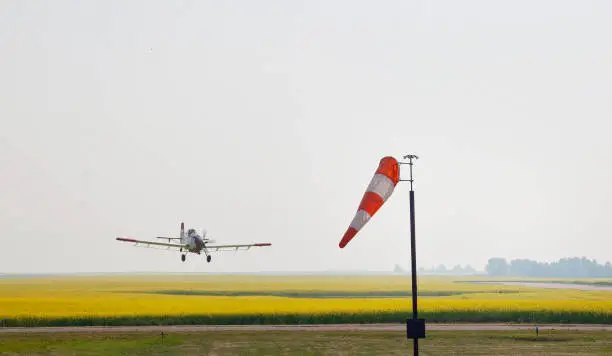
116,222 -> 271,262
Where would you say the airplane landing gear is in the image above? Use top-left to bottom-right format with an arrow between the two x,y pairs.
207,255 -> 212,263
181,254 -> 186,262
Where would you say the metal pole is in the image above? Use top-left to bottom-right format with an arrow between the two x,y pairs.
410,188 -> 418,355
400,154 -> 423,355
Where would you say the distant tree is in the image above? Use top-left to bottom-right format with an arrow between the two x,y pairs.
463,265 -> 476,273
435,264 -> 448,273
509,259 -> 544,277
451,265 -> 464,274
487,257 -> 612,278
486,258 -> 509,276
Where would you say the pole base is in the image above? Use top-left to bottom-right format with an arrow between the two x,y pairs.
406,318 -> 426,339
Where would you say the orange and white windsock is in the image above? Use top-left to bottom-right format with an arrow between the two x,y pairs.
339,156 -> 400,248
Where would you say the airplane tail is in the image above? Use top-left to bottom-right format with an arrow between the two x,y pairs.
180,222 -> 185,244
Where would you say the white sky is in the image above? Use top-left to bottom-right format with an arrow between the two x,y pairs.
1,0 -> 611,273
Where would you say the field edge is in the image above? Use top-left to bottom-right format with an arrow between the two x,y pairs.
2,310 -> 611,327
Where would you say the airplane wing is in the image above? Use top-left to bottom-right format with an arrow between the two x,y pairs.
116,237 -> 186,249
205,243 -> 272,252
156,236 -> 182,242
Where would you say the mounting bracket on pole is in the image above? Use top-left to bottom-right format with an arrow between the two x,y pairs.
398,154 -> 419,190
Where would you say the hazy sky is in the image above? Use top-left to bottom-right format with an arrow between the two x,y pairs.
1,1 -> 611,273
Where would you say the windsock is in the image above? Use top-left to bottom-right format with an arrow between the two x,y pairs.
339,156 -> 400,248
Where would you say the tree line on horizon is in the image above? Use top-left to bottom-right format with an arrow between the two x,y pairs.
485,257 -> 612,278
394,264 -> 477,274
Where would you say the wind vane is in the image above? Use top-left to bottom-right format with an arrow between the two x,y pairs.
338,154 -> 426,355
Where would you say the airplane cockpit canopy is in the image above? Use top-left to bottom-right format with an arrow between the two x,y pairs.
187,228 -> 197,236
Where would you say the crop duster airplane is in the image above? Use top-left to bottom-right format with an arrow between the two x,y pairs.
116,222 -> 271,262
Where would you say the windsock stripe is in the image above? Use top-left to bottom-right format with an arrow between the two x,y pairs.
339,227 -> 358,248
357,192 -> 384,218
365,173 -> 396,202
375,157 -> 400,185
349,209 -> 372,231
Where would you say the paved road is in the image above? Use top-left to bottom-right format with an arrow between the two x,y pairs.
470,281 -> 612,291
1,323 -> 612,334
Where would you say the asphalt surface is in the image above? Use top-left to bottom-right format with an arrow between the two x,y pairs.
470,281 -> 612,291
1,323 -> 612,334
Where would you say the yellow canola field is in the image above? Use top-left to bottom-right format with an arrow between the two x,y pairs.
2,296 -> 612,319
0,275 -> 537,293
0,275 -> 611,319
